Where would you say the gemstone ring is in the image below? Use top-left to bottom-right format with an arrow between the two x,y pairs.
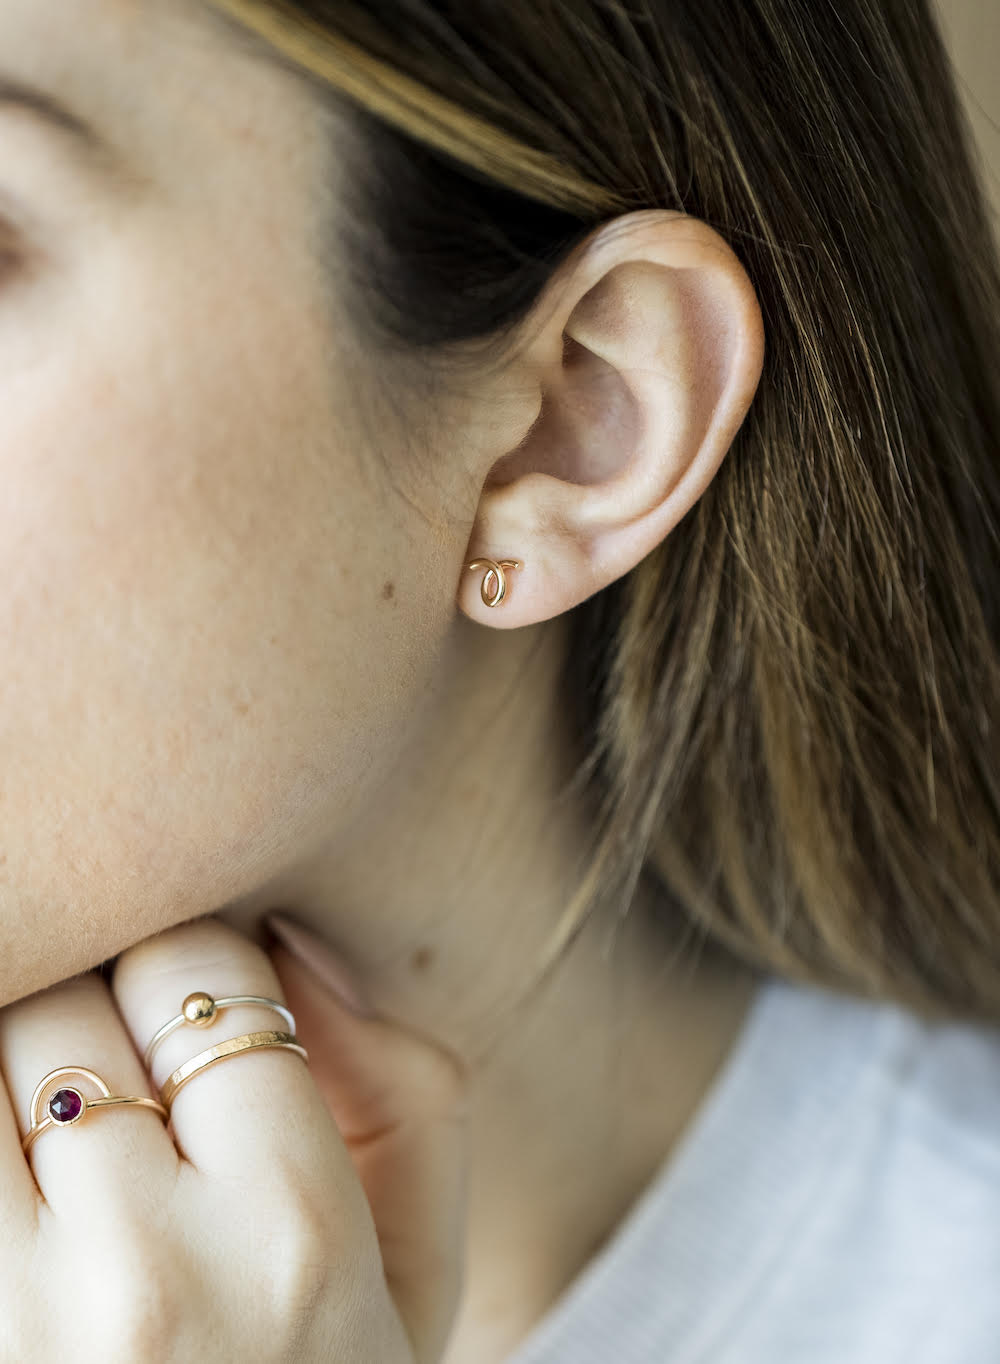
21,1066 -> 168,1156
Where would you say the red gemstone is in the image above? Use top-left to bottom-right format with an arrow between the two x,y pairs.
47,1088 -> 84,1124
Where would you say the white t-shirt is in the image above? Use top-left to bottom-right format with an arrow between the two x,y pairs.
503,972 -> 1000,1364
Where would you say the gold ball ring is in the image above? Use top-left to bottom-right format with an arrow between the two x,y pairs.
159,1030 -> 309,1110
467,558 -> 522,607
22,1066 -> 168,1156
143,992 -> 297,1070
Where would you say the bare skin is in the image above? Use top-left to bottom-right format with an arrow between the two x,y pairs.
0,1 -> 780,1358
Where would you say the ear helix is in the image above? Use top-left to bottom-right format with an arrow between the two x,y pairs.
466,558 -> 522,607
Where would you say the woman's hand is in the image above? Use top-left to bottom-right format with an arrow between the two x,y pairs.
0,916 -> 469,1362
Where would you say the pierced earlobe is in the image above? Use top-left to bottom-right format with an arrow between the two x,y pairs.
467,557 -> 522,607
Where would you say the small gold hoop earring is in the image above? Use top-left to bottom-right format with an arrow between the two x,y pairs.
467,558 -> 522,607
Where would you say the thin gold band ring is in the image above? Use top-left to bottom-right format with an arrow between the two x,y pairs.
21,1066 -> 168,1155
159,1030 -> 308,1110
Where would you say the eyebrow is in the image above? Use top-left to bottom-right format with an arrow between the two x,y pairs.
0,73 -> 143,192
0,76 -> 105,149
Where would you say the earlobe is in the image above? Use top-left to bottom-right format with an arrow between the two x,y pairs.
457,210 -> 764,630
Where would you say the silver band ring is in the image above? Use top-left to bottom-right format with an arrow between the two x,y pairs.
143,991 -> 296,1070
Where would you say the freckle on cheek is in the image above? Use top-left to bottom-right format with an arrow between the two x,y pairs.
410,945 -> 434,972
381,580 -> 396,601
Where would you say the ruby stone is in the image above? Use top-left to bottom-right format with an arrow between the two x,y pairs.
47,1088 -> 84,1124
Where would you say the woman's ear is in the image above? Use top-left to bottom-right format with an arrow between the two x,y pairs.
456,209 -> 765,627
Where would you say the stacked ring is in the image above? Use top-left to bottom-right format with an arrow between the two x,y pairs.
20,988 -> 308,1154
144,989 -> 309,1112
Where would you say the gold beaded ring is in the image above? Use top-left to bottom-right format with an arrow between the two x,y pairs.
21,1066 -> 168,1155
142,991 -> 296,1071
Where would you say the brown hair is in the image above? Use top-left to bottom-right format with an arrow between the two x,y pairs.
208,0 -> 1000,1022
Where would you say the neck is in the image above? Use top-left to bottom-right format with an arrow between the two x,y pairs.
215,609 -> 761,1361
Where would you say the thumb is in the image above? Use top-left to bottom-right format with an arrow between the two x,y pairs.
265,914 -> 470,1364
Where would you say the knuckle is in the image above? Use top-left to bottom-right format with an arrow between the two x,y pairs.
84,1251 -> 184,1362
263,1186 -> 338,1313
113,916 -> 264,989
259,1182 -> 372,1331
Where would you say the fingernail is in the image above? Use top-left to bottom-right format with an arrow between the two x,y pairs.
266,914 -> 376,1018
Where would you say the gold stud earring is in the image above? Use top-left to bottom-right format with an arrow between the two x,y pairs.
467,557 -> 522,607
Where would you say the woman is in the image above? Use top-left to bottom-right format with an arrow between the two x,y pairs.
0,0 -> 997,1359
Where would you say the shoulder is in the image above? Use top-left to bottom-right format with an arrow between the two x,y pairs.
785,981 -> 1000,1268
735,982 -> 1000,1361
765,973 -> 1000,1173
885,1004 -> 1000,1177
